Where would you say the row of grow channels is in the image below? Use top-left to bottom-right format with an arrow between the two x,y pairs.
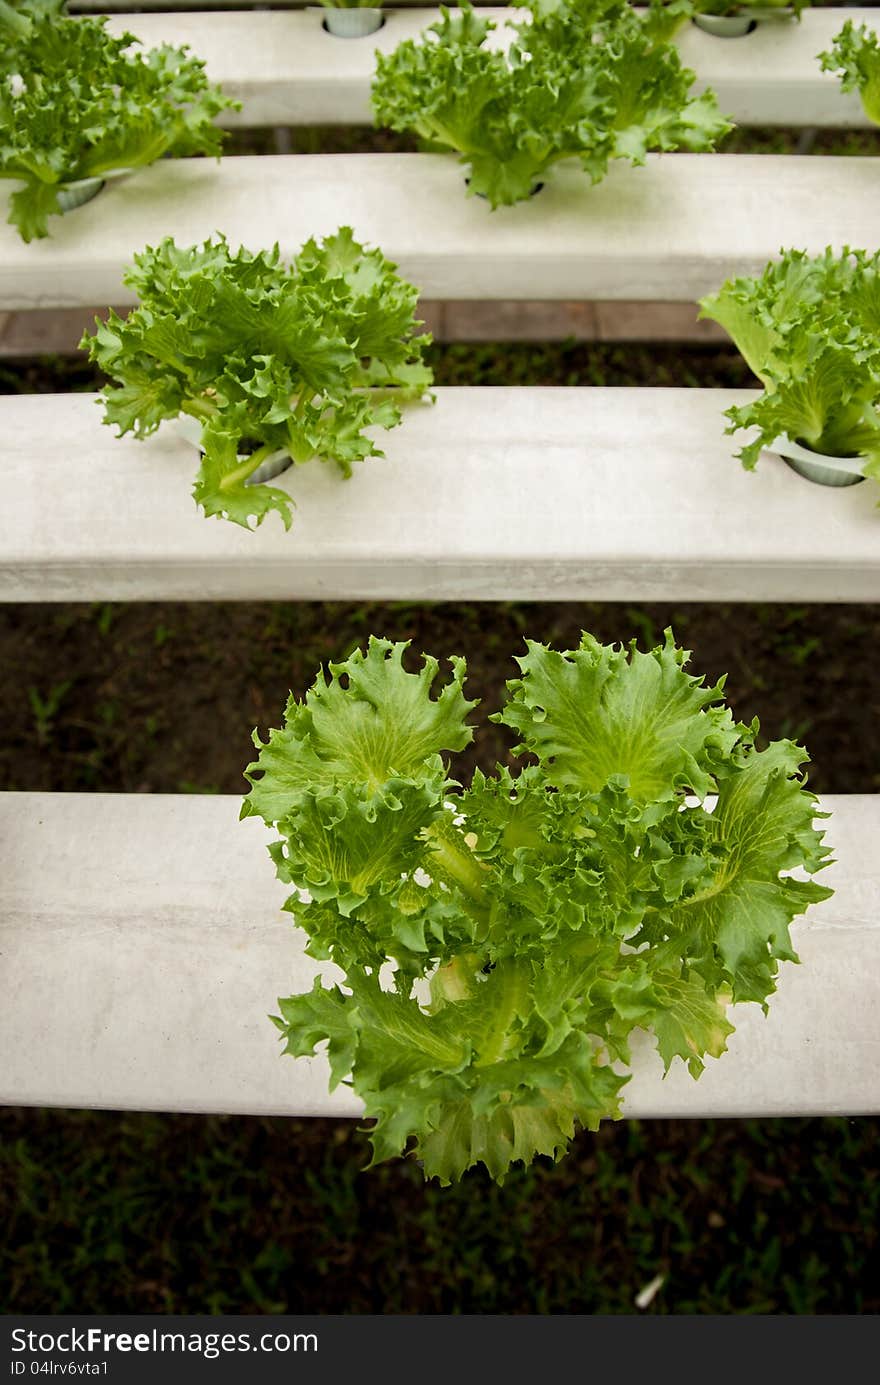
1,0 -> 874,1182
6,0 -> 879,511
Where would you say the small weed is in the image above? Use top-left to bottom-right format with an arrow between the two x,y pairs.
625,608 -> 659,651
776,717 -> 814,745
28,681 -> 72,746
177,780 -> 221,795
91,603 -> 115,638
785,636 -> 822,668
97,700 -> 120,727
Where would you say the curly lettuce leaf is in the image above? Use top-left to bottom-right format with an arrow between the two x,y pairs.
192,423 -> 294,532
244,637 -> 476,820
641,0 -> 696,46
243,640 -> 478,975
635,739 -> 833,1005
275,966 -> 628,1185
820,21 -> 880,127
496,629 -> 742,803
6,178 -> 61,243
0,0 -> 63,36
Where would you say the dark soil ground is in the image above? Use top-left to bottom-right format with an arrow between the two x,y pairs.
220,123 -> 880,160
2,599 -> 879,797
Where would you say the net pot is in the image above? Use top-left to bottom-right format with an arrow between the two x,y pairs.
465,178 -> 545,202
244,448 -> 294,486
169,416 -> 293,486
692,14 -> 756,36
322,7 -> 384,38
56,177 -> 105,213
771,434 -> 867,488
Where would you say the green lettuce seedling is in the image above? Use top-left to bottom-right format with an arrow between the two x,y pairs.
372,0 -> 731,208
820,21 -> 880,127
81,230 -> 434,532
0,0 -> 237,241
243,632 -> 833,1185
699,247 -> 880,487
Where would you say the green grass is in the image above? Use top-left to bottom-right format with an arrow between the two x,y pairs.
1,1111 -> 877,1315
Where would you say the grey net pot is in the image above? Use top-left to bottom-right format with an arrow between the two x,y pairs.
55,177 -> 105,212
772,434 -> 867,489
322,7 -> 384,39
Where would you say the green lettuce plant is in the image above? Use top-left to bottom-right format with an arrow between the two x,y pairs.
0,0 -> 237,241
80,230 -> 434,531
699,247 -> 880,485
372,0 -> 731,208
642,0 -> 697,44
645,0 -> 807,45
820,21 -> 880,126
243,632 -> 833,1185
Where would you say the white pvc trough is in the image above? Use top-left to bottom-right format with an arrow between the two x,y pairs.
97,8 -> 869,128
1,387 -> 878,603
0,792 -> 876,1119
1,155 -> 878,310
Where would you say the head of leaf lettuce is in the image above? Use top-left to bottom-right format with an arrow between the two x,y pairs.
241,630 -> 833,1185
699,247 -> 880,491
79,229 -> 434,531
0,0 -> 239,242
371,0 -> 732,210
819,20 -> 880,128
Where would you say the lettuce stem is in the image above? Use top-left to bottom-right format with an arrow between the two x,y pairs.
0,2 -> 31,38
474,958 -> 530,1067
218,443 -> 278,492
422,821 -> 490,907
181,396 -> 219,422
431,951 -> 481,1006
